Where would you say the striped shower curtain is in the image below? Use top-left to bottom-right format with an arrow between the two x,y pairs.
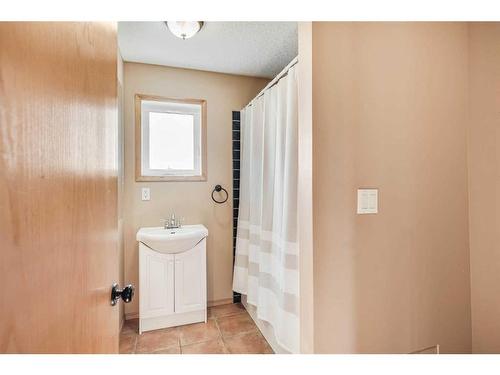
233,65 -> 299,353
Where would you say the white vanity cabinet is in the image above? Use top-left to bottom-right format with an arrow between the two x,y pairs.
174,246 -> 206,314
137,225 -> 208,334
139,248 -> 175,318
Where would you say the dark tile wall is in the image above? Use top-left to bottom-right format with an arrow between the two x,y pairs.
232,111 -> 241,303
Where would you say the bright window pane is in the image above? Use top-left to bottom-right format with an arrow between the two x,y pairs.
148,112 -> 194,170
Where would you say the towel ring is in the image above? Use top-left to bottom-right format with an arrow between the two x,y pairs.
212,184 -> 228,204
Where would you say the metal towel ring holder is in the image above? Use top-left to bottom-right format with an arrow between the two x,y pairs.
211,184 -> 228,204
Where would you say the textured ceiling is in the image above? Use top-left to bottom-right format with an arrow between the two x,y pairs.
118,22 -> 297,78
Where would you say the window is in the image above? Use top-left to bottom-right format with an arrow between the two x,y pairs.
135,94 -> 206,181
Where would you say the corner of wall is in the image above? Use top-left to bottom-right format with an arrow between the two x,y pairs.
298,21 -> 314,354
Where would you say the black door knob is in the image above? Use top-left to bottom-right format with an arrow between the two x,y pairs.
111,283 -> 135,306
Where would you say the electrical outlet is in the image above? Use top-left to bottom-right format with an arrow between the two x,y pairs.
141,187 -> 150,201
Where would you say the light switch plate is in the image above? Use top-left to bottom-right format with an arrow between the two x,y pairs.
357,189 -> 378,214
141,187 -> 150,201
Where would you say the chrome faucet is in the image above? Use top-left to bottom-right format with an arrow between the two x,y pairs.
164,213 -> 181,229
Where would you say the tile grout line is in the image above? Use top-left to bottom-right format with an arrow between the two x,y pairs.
176,326 -> 181,353
213,314 -> 231,354
214,308 -> 261,352
178,315 -> 224,352
180,335 -> 221,348
132,334 -> 137,354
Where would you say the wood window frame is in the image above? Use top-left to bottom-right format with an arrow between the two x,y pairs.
135,94 -> 207,182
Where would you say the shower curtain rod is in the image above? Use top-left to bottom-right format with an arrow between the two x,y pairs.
244,55 -> 298,109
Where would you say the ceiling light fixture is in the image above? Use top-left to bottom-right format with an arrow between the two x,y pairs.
165,21 -> 204,40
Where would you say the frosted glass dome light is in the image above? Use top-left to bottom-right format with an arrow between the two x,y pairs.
165,21 -> 204,40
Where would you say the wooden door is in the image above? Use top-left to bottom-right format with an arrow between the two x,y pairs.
139,245 -> 175,319
0,22 -> 119,353
174,242 -> 206,314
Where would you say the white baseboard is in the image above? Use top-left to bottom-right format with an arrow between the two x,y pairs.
409,344 -> 440,354
125,312 -> 139,320
208,298 -> 233,307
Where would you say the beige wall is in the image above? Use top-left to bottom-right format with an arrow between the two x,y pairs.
468,23 -> 500,353
312,22 -> 472,353
123,62 -> 267,316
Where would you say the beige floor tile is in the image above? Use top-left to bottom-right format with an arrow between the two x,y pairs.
119,334 -> 136,354
217,312 -> 257,337
118,304 -> 274,355
135,327 -> 180,353
223,331 -> 273,354
121,318 -> 139,336
208,303 -> 246,318
178,319 -> 220,346
181,338 -> 229,354
140,346 -> 181,354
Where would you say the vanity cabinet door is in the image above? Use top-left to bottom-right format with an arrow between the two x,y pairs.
139,245 -> 175,318
174,241 -> 206,314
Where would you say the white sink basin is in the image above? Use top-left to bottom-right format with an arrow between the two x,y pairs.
136,225 -> 208,254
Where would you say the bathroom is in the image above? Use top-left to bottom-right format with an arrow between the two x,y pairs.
2,1 -> 500,373
117,21 -> 297,354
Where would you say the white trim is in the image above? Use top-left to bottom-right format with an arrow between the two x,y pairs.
140,99 -> 202,177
